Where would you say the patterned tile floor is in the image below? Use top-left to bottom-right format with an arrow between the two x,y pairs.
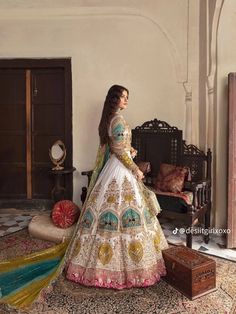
0,209 -> 236,262
0,214 -> 33,236
0,208 -> 43,237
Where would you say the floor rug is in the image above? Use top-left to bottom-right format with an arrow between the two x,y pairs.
0,229 -> 54,259
0,229 -> 236,314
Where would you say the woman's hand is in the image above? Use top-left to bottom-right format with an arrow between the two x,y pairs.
130,147 -> 137,159
136,169 -> 144,181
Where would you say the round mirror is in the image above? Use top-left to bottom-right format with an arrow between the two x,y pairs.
49,140 -> 66,170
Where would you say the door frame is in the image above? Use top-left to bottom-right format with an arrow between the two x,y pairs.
0,58 -> 72,209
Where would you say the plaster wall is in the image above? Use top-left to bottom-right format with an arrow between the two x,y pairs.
0,0 -> 194,206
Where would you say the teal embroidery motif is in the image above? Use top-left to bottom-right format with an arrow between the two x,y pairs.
98,211 -> 118,231
122,208 -> 141,228
81,208 -> 94,229
112,123 -> 125,142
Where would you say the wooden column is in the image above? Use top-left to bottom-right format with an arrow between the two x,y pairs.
227,73 -> 236,248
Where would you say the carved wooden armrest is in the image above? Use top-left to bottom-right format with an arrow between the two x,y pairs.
81,170 -> 93,186
184,180 -> 211,209
81,170 -> 93,204
184,181 -> 203,190
143,173 -> 156,186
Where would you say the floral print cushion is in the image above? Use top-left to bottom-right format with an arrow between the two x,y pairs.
136,161 -> 151,174
52,200 -> 80,229
155,163 -> 188,193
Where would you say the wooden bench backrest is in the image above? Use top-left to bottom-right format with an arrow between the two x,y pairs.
132,119 -> 211,182
132,119 -> 182,177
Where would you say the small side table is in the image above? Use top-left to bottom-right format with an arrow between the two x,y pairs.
49,167 -> 76,202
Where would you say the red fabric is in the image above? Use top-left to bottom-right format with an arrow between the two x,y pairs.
52,200 -> 80,229
155,163 -> 188,193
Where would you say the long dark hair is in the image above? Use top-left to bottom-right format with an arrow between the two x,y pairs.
98,84 -> 129,145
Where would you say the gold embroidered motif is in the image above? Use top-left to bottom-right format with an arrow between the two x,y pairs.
141,184 -> 161,216
107,195 -> 116,204
128,241 -> 143,263
87,182 -> 102,208
98,243 -> 113,265
124,194 -> 133,203
122,176 -> 137,206
118,153 -> 133,166
103,179 -> 119,207
153,233 -> 161,252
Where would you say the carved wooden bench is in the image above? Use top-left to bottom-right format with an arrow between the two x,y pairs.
132,119 -> 212,248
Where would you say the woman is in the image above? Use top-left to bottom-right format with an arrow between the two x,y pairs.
0,85 -> 168,309
65,85 -> 168,288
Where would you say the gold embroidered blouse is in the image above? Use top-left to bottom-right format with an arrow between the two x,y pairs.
108,113 -> 139,175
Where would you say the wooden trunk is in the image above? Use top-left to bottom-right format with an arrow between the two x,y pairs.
162,246 -> 216,300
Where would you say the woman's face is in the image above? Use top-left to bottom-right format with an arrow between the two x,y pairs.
118,90 -> 128,110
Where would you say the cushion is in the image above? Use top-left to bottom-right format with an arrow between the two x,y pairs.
28,213 -> 75,243
52,200 -> 80,229
136,161 -> 151,174
155,163 -> 188,193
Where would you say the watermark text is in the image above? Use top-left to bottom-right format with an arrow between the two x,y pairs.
172,227 -> 231,235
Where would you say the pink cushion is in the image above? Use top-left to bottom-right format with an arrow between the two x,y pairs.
155,163 -> 188,193
52,200 -> 80,229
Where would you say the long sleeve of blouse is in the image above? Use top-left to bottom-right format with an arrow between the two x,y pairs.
108,113 -> 139,175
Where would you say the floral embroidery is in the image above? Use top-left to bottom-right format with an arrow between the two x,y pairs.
103,179 -> 119,208
144,208 -> 153,224
98,243 -> 113,265
122,176 -> 137,206
87,182 -> 102,206
122,208 -> 141,228
72,240 -> 81,258
141,184 -> 161,216
98,211 -> 118,231
128,241 -> 143,263
153,233 -> 161,252
81,209 -> 94,229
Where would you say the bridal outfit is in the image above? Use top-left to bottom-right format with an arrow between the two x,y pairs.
66,113 -> 168,288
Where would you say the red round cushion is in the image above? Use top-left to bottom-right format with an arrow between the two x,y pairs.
52,200 -> 80,229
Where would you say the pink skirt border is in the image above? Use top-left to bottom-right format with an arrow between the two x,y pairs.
66,260 -> 166,289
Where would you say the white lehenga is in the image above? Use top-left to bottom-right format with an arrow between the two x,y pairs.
66,113 -> 168,288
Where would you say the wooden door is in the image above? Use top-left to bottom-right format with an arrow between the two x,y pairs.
0,59 -> 72,202
0,69 -> 27,198
227,73 -> 236,248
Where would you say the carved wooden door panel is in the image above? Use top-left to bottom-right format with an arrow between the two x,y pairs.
227,73 -> 236,248
0,69 -> 27,198
0,59 -> 72,201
